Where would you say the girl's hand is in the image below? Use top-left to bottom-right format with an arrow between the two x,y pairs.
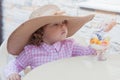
95,47 -> 107,55
90,44 -> 108,55
7,73 -> 21,80
91,45 -> 108,61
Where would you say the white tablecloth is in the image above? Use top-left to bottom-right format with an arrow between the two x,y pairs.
23,54 -> 120,80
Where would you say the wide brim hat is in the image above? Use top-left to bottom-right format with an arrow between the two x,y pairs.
7,4 -> 94,55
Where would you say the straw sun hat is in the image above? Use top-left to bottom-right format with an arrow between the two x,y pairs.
7,4 -> 95,55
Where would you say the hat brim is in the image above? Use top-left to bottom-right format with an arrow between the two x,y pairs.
7,15 -> 94,55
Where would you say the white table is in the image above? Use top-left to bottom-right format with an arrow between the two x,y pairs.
23,54 -> 120,80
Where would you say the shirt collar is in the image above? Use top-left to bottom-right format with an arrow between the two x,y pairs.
53,41 -> 61,52
42,41 -> 61,52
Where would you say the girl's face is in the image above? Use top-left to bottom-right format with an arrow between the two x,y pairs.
43,21 -> 68,45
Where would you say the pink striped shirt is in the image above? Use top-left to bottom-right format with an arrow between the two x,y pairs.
4,39 -> 96,77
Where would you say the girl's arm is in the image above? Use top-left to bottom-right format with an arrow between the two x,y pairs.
72,44 -> 96,56
4,48 -> 31,78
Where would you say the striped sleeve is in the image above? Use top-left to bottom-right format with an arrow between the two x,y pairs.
72,43 -> 97,56
4,46 -> 31,77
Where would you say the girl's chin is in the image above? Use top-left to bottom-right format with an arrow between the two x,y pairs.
61,36 -> 67,40
53,36 -> 67,42
57,38 -> 66,42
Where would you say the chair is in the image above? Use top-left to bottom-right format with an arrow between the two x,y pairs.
0,38 -> 31,80
0,38 -> 9,80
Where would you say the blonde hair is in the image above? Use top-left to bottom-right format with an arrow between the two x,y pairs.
28,20 -> 68,46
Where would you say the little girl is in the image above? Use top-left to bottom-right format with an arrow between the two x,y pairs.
4,4 -> 104,80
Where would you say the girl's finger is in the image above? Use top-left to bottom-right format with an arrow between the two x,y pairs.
15,75 -> 21,80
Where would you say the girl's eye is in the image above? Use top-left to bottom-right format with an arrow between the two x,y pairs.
62,20 -> 68,25
53,23 -> 59,26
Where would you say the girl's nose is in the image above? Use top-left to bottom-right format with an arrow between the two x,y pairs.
61,24 -> 67,29
61,25 -> 68,33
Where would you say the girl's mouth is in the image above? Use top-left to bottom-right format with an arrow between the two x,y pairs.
61,31 -> 66,35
